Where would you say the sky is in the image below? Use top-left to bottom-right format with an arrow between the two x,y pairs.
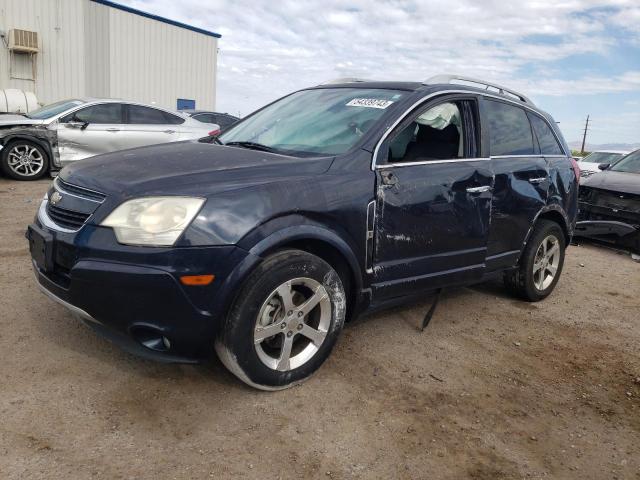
122,0 -> 640,146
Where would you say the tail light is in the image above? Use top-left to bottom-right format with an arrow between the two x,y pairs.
208,129 -> 220,137
570,157 -> 580,184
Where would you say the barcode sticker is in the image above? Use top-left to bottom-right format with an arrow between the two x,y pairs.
346,98 -> 394,109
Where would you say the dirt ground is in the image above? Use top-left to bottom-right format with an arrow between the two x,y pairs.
0,177 -> 638,480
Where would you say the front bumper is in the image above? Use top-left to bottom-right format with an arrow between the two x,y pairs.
574,220 -> 638,238
576,201 -> 640,252
29,219 -> 250,362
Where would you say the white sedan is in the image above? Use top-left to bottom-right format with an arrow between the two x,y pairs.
0,99 -> 218,180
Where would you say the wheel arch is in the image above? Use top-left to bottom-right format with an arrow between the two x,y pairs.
1,134 -> 54,168
523,206 -> 571,251
241,223 -> 363,321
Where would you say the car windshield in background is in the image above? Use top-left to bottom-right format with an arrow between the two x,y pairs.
219,88 -> 406,156
611,150 -> 640,173
26,99 -> 86,120
580,152 -> 624,164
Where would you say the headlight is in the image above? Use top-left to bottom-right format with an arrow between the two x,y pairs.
101,197 -> 205,246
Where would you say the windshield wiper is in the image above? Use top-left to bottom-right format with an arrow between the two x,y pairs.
224,141 -> 279,153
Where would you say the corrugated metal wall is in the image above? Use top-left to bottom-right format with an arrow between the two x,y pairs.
0,0 -> 86,103
0,0 -> 218,109
83,0 -> 111,98
105,3 -> 217,110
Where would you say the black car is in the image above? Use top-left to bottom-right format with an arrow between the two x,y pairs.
576,149 -> 640,254
28,75 -> 579,390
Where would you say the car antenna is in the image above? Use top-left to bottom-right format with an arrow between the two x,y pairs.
421,288 -> 443,331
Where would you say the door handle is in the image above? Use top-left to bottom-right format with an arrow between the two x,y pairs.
528,177 -> 547,184
106,128 -> 120,132
163,129 -> 176,134
466,185 -> 491,193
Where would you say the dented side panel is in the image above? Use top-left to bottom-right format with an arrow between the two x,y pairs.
372,161 -> 493,298
487,156 -> 549,259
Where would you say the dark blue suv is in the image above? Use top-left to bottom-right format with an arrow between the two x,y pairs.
28,75 -> 579,390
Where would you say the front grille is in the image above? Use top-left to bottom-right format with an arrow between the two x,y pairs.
46,203 -> 91,230
55,177 -> 106,202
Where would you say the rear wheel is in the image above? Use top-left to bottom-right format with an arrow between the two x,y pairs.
0,139 -> 49,180
504,219 -> 566,301
215,249 -> 346,390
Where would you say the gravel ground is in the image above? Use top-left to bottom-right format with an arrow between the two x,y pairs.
1,177 -> 639,480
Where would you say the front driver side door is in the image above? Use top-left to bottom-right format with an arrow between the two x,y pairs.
370,96 -> 494,300
56,103 -> 125,165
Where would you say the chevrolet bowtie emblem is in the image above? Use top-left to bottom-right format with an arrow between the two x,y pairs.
50,191 -> 63,205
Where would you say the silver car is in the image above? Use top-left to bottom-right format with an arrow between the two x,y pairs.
0,98 -> 218,181
577,150 -> 630,178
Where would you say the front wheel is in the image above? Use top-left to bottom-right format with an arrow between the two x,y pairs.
215,250 -> 346,390
504,219 -> 566,301
0,140 -> 49,180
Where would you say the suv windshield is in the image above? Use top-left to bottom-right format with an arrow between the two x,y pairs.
581,152 -> 624,164
611,150 -> 640,173
219,88 -> 406,155
26,99 -> 86,120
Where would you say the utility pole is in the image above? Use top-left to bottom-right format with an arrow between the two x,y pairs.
580,115 -> 590,154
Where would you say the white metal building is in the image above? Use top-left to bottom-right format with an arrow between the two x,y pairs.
0,0 -> 220,110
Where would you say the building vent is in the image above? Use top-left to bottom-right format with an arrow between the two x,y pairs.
8,29 -> 39,53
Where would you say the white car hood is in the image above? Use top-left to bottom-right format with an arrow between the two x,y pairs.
578,161 -> 603,173
0,115 -> 46,126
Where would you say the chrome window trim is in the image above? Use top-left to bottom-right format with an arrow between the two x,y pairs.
376,157 -> 490,169
371,89 -> 568,170
490,154 -> 570,159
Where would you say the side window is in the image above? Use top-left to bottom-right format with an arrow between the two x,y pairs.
62,104 -> 123,124
485,100 -> 535,156
529,113 -> 563,155
388,102 -> 465,163
127,105 -> 184,125
217,116 -> 236,128
193,113 -> 216,124
164,112 -> 186,125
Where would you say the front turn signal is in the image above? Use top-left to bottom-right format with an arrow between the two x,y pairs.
180,274 -> 215,286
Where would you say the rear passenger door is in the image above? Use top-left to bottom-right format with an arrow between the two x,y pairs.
482,99 -> 549,270
120,104 -> 185,149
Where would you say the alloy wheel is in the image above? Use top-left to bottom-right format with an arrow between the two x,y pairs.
253,277 -> 331,371
532,234 -> 560,290
7,144 -> 45,177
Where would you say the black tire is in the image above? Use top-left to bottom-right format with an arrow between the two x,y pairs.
215,249 -> 347,390
504,219 -> 566,301
0,139 -> 49,180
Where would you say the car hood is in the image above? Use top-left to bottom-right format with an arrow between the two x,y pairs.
0,114 -> 46,126
60,141 -> 335,197
581,170 -> 640,196
578,161 -> 602,172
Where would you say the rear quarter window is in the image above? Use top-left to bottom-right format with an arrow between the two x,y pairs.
485,100 -> 535,156
529,113 -> 563,155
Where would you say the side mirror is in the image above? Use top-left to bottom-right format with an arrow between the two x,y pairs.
598,163 -> 610,171
66,120 -> 89,130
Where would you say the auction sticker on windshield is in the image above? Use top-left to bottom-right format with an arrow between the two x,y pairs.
346,98 -> 394,109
